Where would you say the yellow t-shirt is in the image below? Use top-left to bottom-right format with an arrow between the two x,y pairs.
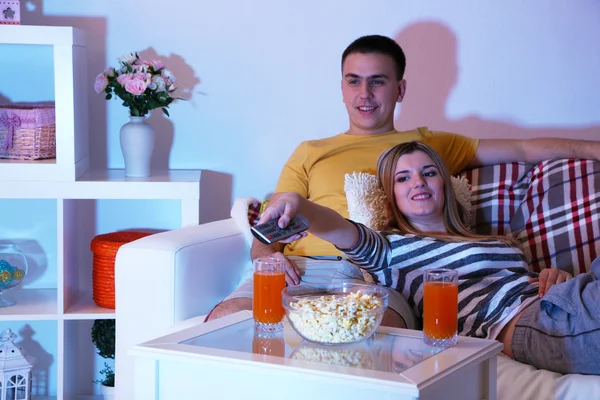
274,126 -> 479,257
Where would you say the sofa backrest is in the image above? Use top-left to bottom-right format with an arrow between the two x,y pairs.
463,159 -> 600,275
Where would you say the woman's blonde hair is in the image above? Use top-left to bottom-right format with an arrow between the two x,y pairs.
376,141 -> 518,246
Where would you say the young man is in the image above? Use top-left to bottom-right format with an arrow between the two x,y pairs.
207,34 -> 600,326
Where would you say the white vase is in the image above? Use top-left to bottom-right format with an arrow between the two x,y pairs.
101,384 -> 115,399
120,116 -> 155,178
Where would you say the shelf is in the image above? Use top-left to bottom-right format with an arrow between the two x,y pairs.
63,291 -> 115,319
0,25 -> 86,46
75,168 -> 203,199
0,25 -> 89,182
0,26 -> 198,399
0,168 -> 202,199
0,288 -> 58,320
0,158 -> 56,165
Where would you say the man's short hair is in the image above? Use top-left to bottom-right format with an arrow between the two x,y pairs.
341,35 -> 406,80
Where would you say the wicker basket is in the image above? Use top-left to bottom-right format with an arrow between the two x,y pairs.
90,231 -> 152,309
0,103 -> 56,160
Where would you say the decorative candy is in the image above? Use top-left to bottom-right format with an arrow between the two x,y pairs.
0,269 -> 11,282
0,267 -> 13,288
0,260 -> 24,288
13,269 -> 24,280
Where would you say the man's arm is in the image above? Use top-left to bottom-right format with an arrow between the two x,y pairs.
468,138 -> 600,168
250,193 -> 302,285
250,238 -> 285,259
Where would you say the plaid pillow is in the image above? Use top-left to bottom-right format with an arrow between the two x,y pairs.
464,159 -> 600,275
462,162 -> 533,236
514,159 -> 600,274
462,162 -> 534,236
248,201 -> 262,226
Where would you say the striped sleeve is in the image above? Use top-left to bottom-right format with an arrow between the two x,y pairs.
335,220 -> 390,271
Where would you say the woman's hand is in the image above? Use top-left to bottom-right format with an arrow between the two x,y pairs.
529,268 -> 573,297
257,193 -> 305,229
258,191 -> 358,250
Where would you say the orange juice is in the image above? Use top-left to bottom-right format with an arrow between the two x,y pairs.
423,281 -> 458,339
253,271 -> 286,324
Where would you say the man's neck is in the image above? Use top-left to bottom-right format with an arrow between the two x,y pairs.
345,126 -> 396,136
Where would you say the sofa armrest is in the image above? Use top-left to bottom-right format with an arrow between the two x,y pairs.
115,218 -> 250,399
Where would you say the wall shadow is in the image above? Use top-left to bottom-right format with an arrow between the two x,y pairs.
199,170 -> 233,223
74,199 -> 96,300
21,0 -> 109,169
393,21 -> 600,141
17,324 -> 54,397
0,92 -> 11,105
138,47 -> 201,172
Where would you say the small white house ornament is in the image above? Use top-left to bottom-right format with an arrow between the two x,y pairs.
0,328 -> 36,400
0,1 -> 20,25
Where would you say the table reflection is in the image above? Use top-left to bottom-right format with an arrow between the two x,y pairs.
372,334 -> 444,373
252,328 -> 285,357
288,333 -> 443,373
187,318 -> 445,374
291,341 -> 381,370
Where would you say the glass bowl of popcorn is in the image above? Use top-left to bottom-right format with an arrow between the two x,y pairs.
282,283 -> 388,345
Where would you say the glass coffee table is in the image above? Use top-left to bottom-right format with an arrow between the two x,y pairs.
130,310 -> 503,400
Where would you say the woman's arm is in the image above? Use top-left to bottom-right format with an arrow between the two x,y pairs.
258,192 -> 359,249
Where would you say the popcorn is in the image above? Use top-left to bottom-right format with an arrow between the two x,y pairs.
288,291 -> 383,344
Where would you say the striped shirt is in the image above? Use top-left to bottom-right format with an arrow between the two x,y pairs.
339,222 -> 540,339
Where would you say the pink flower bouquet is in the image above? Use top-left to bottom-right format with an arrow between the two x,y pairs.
94,52 -> 179,117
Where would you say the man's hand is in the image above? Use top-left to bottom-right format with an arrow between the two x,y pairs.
529,268 -> 573,298
256,251 -> 301,286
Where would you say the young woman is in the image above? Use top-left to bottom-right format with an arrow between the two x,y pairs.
260,141 -> 600,375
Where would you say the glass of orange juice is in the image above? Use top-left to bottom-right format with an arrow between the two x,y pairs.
253,257 -> 286,332
423,268 -> 458,348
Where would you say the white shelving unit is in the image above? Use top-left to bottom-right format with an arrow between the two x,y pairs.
0,25 -> 89,182
0,26 -> 203,399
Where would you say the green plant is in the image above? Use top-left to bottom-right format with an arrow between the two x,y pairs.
91,319 -> 115,387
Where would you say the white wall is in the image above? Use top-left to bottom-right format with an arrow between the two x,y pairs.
3,0 -> 597,210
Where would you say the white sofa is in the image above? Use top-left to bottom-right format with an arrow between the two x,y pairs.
115,219 -> 249,400
115,159 -> 600,400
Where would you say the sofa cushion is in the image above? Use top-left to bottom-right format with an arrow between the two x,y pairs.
461,162 -> 534,236
465,159 -> 600,275
344,172 -> 472,230
497,355 -> 600,400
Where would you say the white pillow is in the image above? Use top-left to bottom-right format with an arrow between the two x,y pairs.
344,172 -> 471,229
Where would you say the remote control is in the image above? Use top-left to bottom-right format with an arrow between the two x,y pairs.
251,215 -> 310,245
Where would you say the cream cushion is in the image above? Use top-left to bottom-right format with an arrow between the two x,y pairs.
344,172 -> 471,229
